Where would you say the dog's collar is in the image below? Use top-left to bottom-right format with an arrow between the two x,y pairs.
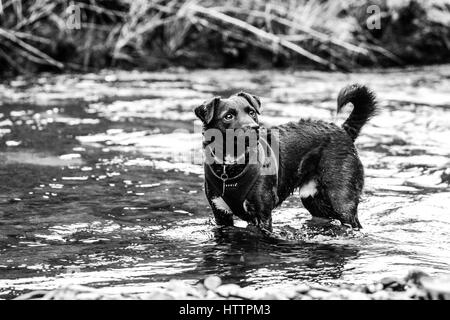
204,141 -> 267,185
204,161 -> 260,215
204,138 -> 277,216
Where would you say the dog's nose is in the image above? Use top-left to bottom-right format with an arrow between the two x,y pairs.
243,121 -> 259,129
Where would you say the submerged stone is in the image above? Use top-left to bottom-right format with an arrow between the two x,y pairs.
204,275 -> 221,290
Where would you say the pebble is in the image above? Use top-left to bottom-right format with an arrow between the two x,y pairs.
380,276 -> 399,287
345,291 -> 371,300
284,288 -> 301,299
294,284 -> 310,294
258,292 -> 287,300
205,290 -> 220,299
421,277 -> 450,300
194,283 -> 208,297
166,279 -> 189,291
306,289 -> 329,299
365,283 -> 383,293
405,269 -> 430,285
144,291 -> 176,300
204,275 -> 221,290
215,284 -> 242,297
13,271 -> 450,300
233,287 -> 258,300
371,290 -> 391,300
74,293 -> 104,300
378,277 -> 405,291
309,283 -> 332,292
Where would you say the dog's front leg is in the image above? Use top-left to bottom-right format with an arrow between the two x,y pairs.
256,205 -> 274,233
205,183 -> 234,227
244,192 -> 275,233
210,199 -> 234,227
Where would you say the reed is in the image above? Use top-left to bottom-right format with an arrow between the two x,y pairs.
0,0 -> 449,75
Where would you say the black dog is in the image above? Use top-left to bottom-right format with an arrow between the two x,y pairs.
194,84 -> 377,231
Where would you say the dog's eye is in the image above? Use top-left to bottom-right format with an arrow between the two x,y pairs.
249,110 -> 256,117
223,114 -> 234,121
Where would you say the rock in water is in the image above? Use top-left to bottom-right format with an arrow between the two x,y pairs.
204,276 -> 222,291
405,269 -> 430,285
215,284 -> 241,297
421,277 -> 450,300
380,277 -> 405,291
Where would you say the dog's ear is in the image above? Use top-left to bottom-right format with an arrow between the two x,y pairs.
194,96 -> 221,124
237,92 -> 262,114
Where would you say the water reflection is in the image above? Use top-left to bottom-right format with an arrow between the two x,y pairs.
199,226 -> 360,287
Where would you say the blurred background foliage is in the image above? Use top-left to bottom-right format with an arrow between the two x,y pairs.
0,0 -> 449,75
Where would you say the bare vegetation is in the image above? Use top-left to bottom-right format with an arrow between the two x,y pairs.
0,0 -> 449,74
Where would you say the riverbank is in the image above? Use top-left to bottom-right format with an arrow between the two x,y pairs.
1,0 -> 449,75
13,270 -> 450,300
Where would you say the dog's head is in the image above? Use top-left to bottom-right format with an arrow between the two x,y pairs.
194,92 -> 261,132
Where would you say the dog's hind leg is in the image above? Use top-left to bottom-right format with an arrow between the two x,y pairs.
319,155 -> 364,229
299,148 -> 364,228
296,141 -> 328,186
327,191 -> 362,228
301,190 -> 361,228
301,192 -> 336,220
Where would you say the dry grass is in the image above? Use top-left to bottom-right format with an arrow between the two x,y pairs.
0,0 -> 449,74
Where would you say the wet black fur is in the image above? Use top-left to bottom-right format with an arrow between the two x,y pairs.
195,84 -> 377,231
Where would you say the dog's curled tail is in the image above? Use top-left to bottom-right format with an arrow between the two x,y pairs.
337,84 -> 377,141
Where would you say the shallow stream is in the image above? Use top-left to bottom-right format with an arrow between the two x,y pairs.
0,66 -> 449,298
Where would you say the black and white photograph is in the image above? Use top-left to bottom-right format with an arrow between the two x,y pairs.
0,0 -> 449,306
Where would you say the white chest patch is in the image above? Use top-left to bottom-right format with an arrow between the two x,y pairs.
299,180 -> 318,198
211,197 -> 232,214
224,154 -> 234,164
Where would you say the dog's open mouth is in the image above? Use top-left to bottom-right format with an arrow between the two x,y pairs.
229,127 -> 259,154
204,128 -> 261,166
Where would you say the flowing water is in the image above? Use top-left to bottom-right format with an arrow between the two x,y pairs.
0,66 -> 449,298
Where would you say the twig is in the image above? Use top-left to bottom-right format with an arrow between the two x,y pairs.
193,16 -> 282,54
277,34 -> 313,42
188,4 -> 338,70
7,30 -> 52,45
76,2 -> 128,19
364,43 -> 404,65
0,28 -> 64,68
0,46 -> 27,73
14,2 -> 57,30
215,6 -> 369,56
